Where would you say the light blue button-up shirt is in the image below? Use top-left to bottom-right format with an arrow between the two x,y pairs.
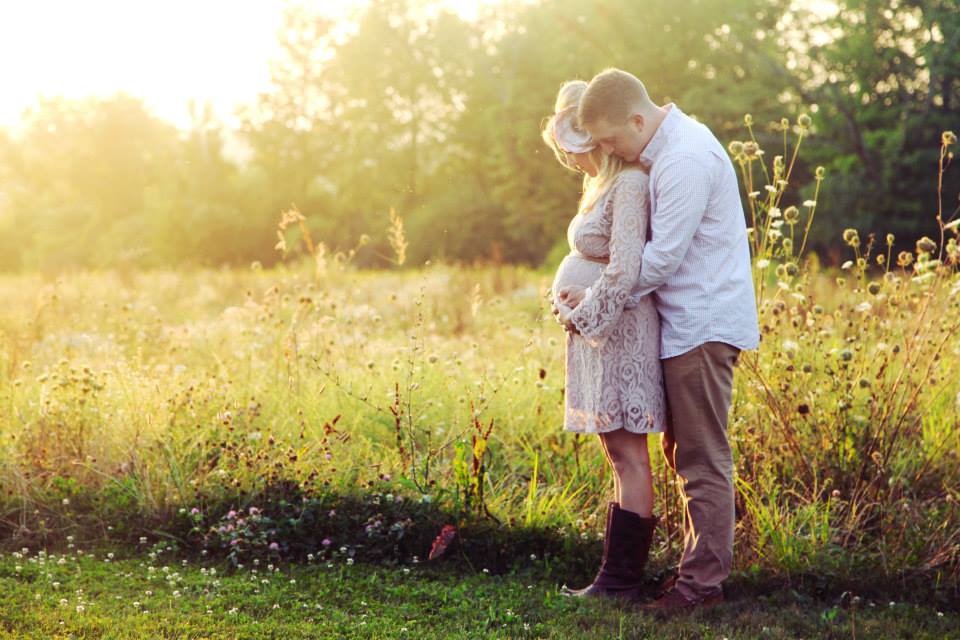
580,103 -> 760,359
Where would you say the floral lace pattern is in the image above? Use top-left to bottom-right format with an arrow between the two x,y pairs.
558,168 -> 666,434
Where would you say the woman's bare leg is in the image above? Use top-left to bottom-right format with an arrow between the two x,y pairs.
596,433 -> 621,504
599,429 -> 654,517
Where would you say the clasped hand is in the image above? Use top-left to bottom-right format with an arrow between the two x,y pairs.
551,285 -> 587,335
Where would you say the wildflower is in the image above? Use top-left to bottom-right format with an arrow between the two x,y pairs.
797,113 -> 812,128
728,141 -> 744,156
915,237 -> 937,255
748,191 -> 761,199
803,200 -> 817,207
783,206 -> 800,224
765,185 -> 778,194
886,233 -> 895,245
841,261 -> 853,270
943,131 -> 957,146
321,538 -> 332,546
743,141 -> 760,159
756,259 -> 770,269
744,114 -> 753,126
768,207 -> 782,218
842,229 -> 860,247
897,251 -> 914,267
815,166 -> 825,179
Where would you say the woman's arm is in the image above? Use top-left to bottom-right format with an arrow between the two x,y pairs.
567,171 -> 649,347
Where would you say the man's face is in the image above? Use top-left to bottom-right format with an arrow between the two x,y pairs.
584,114 -> 647,163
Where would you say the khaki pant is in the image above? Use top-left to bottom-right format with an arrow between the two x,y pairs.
661,341 -> 740,600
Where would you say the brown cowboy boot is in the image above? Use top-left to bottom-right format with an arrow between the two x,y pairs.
560,502 -> 659,602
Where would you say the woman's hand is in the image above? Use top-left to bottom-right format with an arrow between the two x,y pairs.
551,300 -> 580,335
556,285 -> 587,308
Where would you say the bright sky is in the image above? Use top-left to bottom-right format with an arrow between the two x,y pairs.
0,0 -> 493,133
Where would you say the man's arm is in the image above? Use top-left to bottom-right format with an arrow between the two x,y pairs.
629,152 -> 713,298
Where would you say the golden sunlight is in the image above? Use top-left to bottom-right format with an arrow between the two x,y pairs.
0,0 -> 503,131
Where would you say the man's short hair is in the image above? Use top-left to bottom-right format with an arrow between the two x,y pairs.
578,68 -> 651,128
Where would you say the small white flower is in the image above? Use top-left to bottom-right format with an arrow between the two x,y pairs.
803,200 -> 817,207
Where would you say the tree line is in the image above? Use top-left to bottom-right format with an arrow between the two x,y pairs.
0,0 -> 956,273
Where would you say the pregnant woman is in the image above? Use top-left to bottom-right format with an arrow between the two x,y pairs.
541,80 -> 666,602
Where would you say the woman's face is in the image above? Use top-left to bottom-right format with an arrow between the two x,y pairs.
568,148 -> 599,177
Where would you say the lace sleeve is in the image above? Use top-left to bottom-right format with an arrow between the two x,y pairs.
568,172 -> 649,348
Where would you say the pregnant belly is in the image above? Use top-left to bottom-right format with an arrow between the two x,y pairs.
552,254 -> 605,302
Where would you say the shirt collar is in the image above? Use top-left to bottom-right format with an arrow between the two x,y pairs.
638,102 -> 679,167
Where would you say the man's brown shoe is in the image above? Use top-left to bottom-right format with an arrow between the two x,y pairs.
638,586 -> 724,617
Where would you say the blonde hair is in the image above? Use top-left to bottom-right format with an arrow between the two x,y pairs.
578,68 -> 652,129
541,79 -> 627,214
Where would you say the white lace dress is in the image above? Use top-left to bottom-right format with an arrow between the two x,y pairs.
550,168 -> 666,434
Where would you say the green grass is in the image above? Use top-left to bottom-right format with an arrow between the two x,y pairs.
0,542 -> 956,639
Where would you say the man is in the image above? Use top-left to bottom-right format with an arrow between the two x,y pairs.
553,68 -> 760,615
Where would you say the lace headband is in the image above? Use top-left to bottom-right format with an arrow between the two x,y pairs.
551,105 -> 596,154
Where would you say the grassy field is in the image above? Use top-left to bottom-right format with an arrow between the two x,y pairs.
0,123 -> 958,636
1,541 -> 956,639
